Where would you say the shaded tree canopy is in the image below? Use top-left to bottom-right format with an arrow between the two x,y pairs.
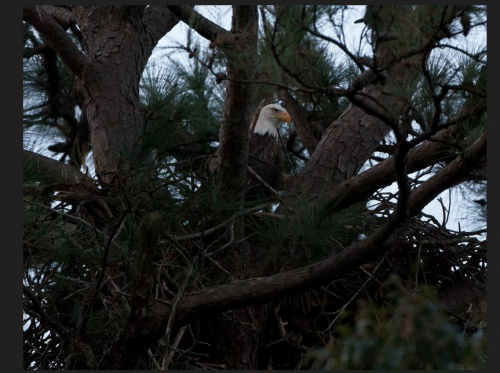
23,5 -> 486,370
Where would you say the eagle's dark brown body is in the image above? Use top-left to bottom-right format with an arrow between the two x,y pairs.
248,133 -> 284,196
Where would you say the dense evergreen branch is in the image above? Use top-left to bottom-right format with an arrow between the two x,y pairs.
22,5 -> 486,369
23,5 -> 87,77
180,43 -> 321,94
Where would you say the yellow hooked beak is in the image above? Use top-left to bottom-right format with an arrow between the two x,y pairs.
276,111 -> 291,123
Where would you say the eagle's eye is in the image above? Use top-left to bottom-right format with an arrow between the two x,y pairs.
272,108 -> 278,112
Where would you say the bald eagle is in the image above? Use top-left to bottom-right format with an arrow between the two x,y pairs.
247,103 -> 291,196
208,103 -> 291,197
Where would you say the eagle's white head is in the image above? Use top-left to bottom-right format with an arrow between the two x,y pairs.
253,104 -> 291,138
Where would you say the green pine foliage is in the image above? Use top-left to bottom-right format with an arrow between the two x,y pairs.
258,6 -> 351,123
304,276 -> 487,370
139,57 -> 222,167
249,199 -> 365,271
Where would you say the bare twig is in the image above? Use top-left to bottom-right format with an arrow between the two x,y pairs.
147,349 -> 162,370
160,258 -> 197,370
323,255 -> 386,331
163,325 -> 188,370
247,166 -> 283,201
163,203 -> 271,242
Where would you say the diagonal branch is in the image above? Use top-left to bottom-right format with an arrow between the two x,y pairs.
39,5 -> 75,28
23,150 -> 98,192
171,132 -> 486,323
167,5 -> 230,43
23,5 -> 87,77
408,133 -> 486,213
107,130 -> 485,365
317,126 -> 462,217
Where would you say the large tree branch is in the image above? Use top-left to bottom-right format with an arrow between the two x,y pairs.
38,6 -> 75,28
142,5 -> 180,46
172,132 -> 486,323
317,126 -> 460,216
297,85 -> 391,195
217,6 -> 259,191
23,5 -> 87,77
408,133 -> 486,213
109,131 -> 485,363
23,150 -> 98,192
279,89 -> 319,154
166,5 -> 230,42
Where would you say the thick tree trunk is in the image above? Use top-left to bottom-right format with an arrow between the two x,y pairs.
298,85 -> 390,195
24,5 -> 179,187
297,6 -> 431,196
211,6 -> 265,369
73,6 -> 147,185
217,6 -> 259,192
73,6 -> 177,186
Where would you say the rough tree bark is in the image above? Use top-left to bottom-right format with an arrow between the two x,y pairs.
217,7 -> 259,193
72,6 -> 160,185
295,5 -> 452,196
210,6 -> 263,369
25,5 -> 179,186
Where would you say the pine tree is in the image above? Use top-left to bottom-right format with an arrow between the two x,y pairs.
23,5 -> 486,369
